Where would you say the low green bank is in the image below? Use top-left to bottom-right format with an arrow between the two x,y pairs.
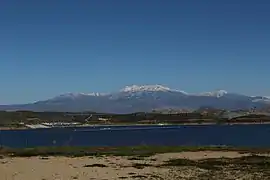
1,145 -> 270,157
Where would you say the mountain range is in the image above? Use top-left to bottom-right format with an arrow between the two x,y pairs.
1,85 -> 269,113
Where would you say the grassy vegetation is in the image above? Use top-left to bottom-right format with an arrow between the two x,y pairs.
83,164 -> 107,168
1,145 -> 270,157
0,111 -> 208,123
131,163 -> 153,169
128,155 -> 270,179
158,155 -> 270,179
1,110 -> 270,129
126,154 -> 270,171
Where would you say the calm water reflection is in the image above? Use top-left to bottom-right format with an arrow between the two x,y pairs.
1,124 -> 270,148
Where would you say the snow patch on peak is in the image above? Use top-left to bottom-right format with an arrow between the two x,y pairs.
252,96 -> 270,103
200,90 -> 228,98
86,92 -> 107,96
57,93 -> 84,98
120,85 -> 187,94
121,85 -> 171,92
53,92 -> 104,99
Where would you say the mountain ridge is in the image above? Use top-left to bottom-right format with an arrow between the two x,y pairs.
48,85 -> 269,99
0,85 -> 269,113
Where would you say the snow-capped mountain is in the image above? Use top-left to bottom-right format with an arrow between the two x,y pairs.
0,85 -> 269,113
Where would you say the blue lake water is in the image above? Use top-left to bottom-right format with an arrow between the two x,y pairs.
1,124 -> 270,148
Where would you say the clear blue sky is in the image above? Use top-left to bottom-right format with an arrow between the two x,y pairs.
1,0 -> 270,104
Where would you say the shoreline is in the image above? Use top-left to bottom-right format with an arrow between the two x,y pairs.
2,145 -> 270,157
2,121 -> 270,130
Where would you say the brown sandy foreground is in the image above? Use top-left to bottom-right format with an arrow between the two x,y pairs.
1,151 -> 270,180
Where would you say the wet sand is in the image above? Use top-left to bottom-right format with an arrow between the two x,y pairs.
1,151 -> 269,180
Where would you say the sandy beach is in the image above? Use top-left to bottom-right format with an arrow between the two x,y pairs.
1,151 -> 270,180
